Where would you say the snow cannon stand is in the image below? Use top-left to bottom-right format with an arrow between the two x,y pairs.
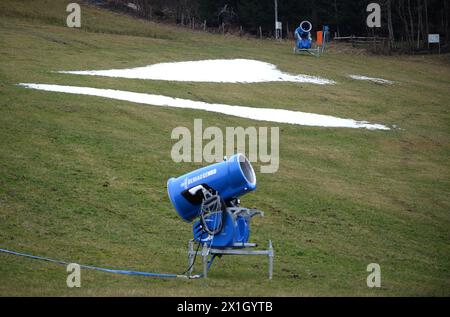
167,154 -> 274,279
294,21 -> 327,57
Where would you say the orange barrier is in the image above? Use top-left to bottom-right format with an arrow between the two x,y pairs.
316,31 -> 323,45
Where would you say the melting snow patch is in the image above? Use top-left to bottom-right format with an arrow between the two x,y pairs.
19,83 -> 389,130
59,59 -> 335,85
349,75 -> 394,85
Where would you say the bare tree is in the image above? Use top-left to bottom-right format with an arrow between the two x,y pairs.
424,0 -> 429,36
407,0 -> 415,46
387,0 -> 395,48
334,0 -> 340,37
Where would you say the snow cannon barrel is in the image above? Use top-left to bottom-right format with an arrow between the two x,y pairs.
167,154 -> 256,222
300,20 -> 312,33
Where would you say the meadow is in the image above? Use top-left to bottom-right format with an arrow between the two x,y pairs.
0,0 -> 449,296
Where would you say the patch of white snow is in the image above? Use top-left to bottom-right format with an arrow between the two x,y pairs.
349,75 -> 394,85
19,83 -> 390,130
59,59 -> 335,85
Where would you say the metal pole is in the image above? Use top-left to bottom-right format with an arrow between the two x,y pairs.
268,240 -> 274,280
202,243 -> 209,278
187,240 -> 194,276
274,0 -> 278,39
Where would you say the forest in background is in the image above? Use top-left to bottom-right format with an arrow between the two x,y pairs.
97,0 -> 448,53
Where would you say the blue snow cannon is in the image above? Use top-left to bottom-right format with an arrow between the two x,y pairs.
167,154 -> 262,248
294,20 -> 313,49
167,153 -> 256,222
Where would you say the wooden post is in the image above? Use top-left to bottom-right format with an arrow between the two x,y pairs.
259,26 -> 262,39
203,20 -> 206,31
222,22 -> 225,35
239,26 -> 243,37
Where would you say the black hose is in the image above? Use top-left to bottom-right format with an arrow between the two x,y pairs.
200,196 -> 226,236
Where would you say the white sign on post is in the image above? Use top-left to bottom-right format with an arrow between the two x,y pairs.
428,34 -> 440,43
275,21 -> 282,40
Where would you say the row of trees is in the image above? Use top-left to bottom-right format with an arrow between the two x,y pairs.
104,0 -> 448,52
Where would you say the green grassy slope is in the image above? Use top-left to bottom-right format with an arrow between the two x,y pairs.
1,0 -> 449,296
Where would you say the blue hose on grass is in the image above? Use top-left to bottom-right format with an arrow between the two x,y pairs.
0,247 -> 213,279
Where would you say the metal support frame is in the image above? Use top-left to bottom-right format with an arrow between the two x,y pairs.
293,46 -> 322,57
187,239 -> 274,280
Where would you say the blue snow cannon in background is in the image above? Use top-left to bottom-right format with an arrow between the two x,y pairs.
167,154 -> 262,248
294,20 -> 313,49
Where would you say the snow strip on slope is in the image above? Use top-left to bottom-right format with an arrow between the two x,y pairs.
349,75 -> 395,85
19,83 -> 390,130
